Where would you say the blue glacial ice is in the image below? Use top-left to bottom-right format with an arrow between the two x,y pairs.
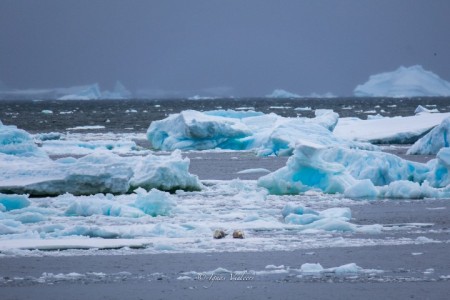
58,84 -> 102,100
258,142 -> 450,199
354,65 -> 450,97
0,121 -> 48,158
407,117 -> 450,155
147,109 -> 375,155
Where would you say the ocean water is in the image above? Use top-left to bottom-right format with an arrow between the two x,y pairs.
1,97 -> 449,133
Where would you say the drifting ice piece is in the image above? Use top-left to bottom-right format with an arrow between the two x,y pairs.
0,121 -> 48,158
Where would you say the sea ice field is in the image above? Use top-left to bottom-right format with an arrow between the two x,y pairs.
1,97 -> 450,299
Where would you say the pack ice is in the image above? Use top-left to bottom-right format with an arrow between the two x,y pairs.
0,121 -> 201,196
354,65 -> 450,97
147,109 -> 375,155
258,141 -> 450,199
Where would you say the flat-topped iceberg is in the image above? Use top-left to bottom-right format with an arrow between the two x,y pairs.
407,117 -> 450,155
334,112 -> 450,144
258,142 -> 450,199
147,109 -> 375,156
354,65 -> 450,97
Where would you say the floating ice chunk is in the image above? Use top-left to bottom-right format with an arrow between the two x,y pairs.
0,194 -> 30,211
67,125 -> 105,130
328,263 -> 363,274
284,213 -> 321,225
294,107 -> 312,111
300,263 -> 324,273
65,195 -> 145,218
133,188 -> 176,217
14,212 -> 46,223
0,122 -> 48,157
266,89 -> 300,98
259,142 -> 450,198
258,142 -> 358,194
415,105 -> 439,114
0,150 -> 201,196
34,132 -> 62,141
334,112 -> 450,144
354,65 -> 450,97
319,208 -> 351,220
236,168 -> 271,174
41,110 -> 53,114
407,117 -> 450,155
40,139 -> 138,156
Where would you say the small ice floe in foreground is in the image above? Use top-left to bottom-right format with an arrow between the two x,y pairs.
237,168 -> 271,174
66,125 -> 105,130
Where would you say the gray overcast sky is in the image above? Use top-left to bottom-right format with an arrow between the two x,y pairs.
0,0 -> 449,97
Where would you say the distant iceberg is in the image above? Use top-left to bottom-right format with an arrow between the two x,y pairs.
58,84 -> 102,100
100,81 -> 132,99
354,65 -> 450,97
146,109 -> 375,156
266,89 -> 301,98
0,82 -> 132,100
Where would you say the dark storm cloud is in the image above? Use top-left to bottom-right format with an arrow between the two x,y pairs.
0,0 -> 449,96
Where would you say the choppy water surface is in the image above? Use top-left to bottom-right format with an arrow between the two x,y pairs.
1,97 -> 449,133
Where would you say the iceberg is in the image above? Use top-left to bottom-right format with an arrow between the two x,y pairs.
354,65 -> 450,97
266,89 -> 300,98
100,81 -> 132,99
407,117 -> 450,155
334,112 -> 450,144
58,84 -> 101,100
0,149 -> 201,196
258,142 -> 450,199
147,109 -> 375,156
414,105 -> 439,114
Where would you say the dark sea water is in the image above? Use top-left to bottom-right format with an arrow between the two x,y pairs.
1,97 -> 449,133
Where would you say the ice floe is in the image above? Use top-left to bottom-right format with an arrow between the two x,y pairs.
147,109 -> 375,155
334,112 -> 450,144
407,117 -> 450,155
0,149 -> 201,196
354,65 -> 450,97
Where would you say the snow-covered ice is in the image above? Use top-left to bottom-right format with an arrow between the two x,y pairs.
0,121 -> 48,158
354,65 -> 450,97
407,117 -> 450,155
334,112 -> 450,144
0,149 -> 201,196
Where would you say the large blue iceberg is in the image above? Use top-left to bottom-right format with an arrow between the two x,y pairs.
147,109 -> 375,156
258,142 -> 450,199
354,65 -> 450,97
